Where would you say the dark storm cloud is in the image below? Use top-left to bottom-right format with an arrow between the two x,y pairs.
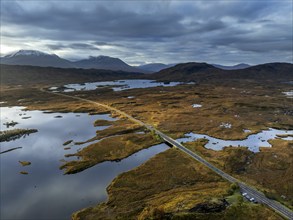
93,42 -> 122,47
1,0 -> 292,64
1,1 -> 188,40
46,43 -> 100,51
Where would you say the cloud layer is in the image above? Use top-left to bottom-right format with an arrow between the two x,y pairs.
1,0 -> 292,65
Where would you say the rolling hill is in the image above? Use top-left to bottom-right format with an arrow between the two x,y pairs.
0,64 -> 144,86
212,63 -> 250,70
150,62 -> 293,82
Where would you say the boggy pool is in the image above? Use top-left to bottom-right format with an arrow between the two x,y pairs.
49,79 -> 183,92
1,106 -> 292,219
0,106 -> 168,219
177,129 -> 293,153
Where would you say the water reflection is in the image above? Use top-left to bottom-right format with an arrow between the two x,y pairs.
177,128 -> 293,153
0,107 -> 168,219
282,91 -> 293,98
49,79 -> 182,92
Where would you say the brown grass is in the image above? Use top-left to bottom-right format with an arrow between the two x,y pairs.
0,129 -> 38,142
60,132 -> 161,174
185,138 -> 293,208
1,74 -> 291,218
72,149 -> 281,220
18,161 -> 31,166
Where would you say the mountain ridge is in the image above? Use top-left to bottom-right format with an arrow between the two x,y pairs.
1,50 -> 292,78
150,62 -> 293,82
73,55 -> 145,72
0,50 -> 146,73
212,63 -> 250,70
4,49 -> 55,58
1,50 -> 74,68
138,63 -> 176,72
0,64 -> 144,86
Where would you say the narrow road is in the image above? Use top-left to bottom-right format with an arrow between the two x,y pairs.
41,89 -> 293,220
156,131 -> 293,219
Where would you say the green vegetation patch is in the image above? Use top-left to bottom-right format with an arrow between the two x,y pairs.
60,132 -> 161,174
3,121 -> 18,128
171,202 -> 281,220
0,129 -> 38,142
94,119 -> 114,126
76,118 -> 144,145
19,161 -> 31,166
63,140 -> 73,146
0,147 -> 22,154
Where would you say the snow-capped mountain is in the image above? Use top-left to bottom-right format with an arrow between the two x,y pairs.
4,50 -> 53,58
1,50 -> 74,68
1,50 -> 146,72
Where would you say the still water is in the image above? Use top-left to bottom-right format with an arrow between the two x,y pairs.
177,129 -> 293,153
49,79 -> 182,92
0,107 -> 168,219
2,106 -> 292,219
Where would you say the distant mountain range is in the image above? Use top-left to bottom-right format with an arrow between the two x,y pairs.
1,61 -> 292,86
0,50 -> 145,73
137,63 -> 176,72
1,49 -> 252,73
137,63 -> 250,72
150,62 -> 293,82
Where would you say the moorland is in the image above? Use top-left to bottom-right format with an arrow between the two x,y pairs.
0,62 -> 292,219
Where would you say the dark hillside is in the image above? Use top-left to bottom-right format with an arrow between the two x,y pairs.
150,62 -> 293,82
149,62 -> 222,82
0,64 -> 144,86
230,62 -> 293,80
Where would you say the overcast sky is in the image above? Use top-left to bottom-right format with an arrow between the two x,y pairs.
1,0 -> 292,65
